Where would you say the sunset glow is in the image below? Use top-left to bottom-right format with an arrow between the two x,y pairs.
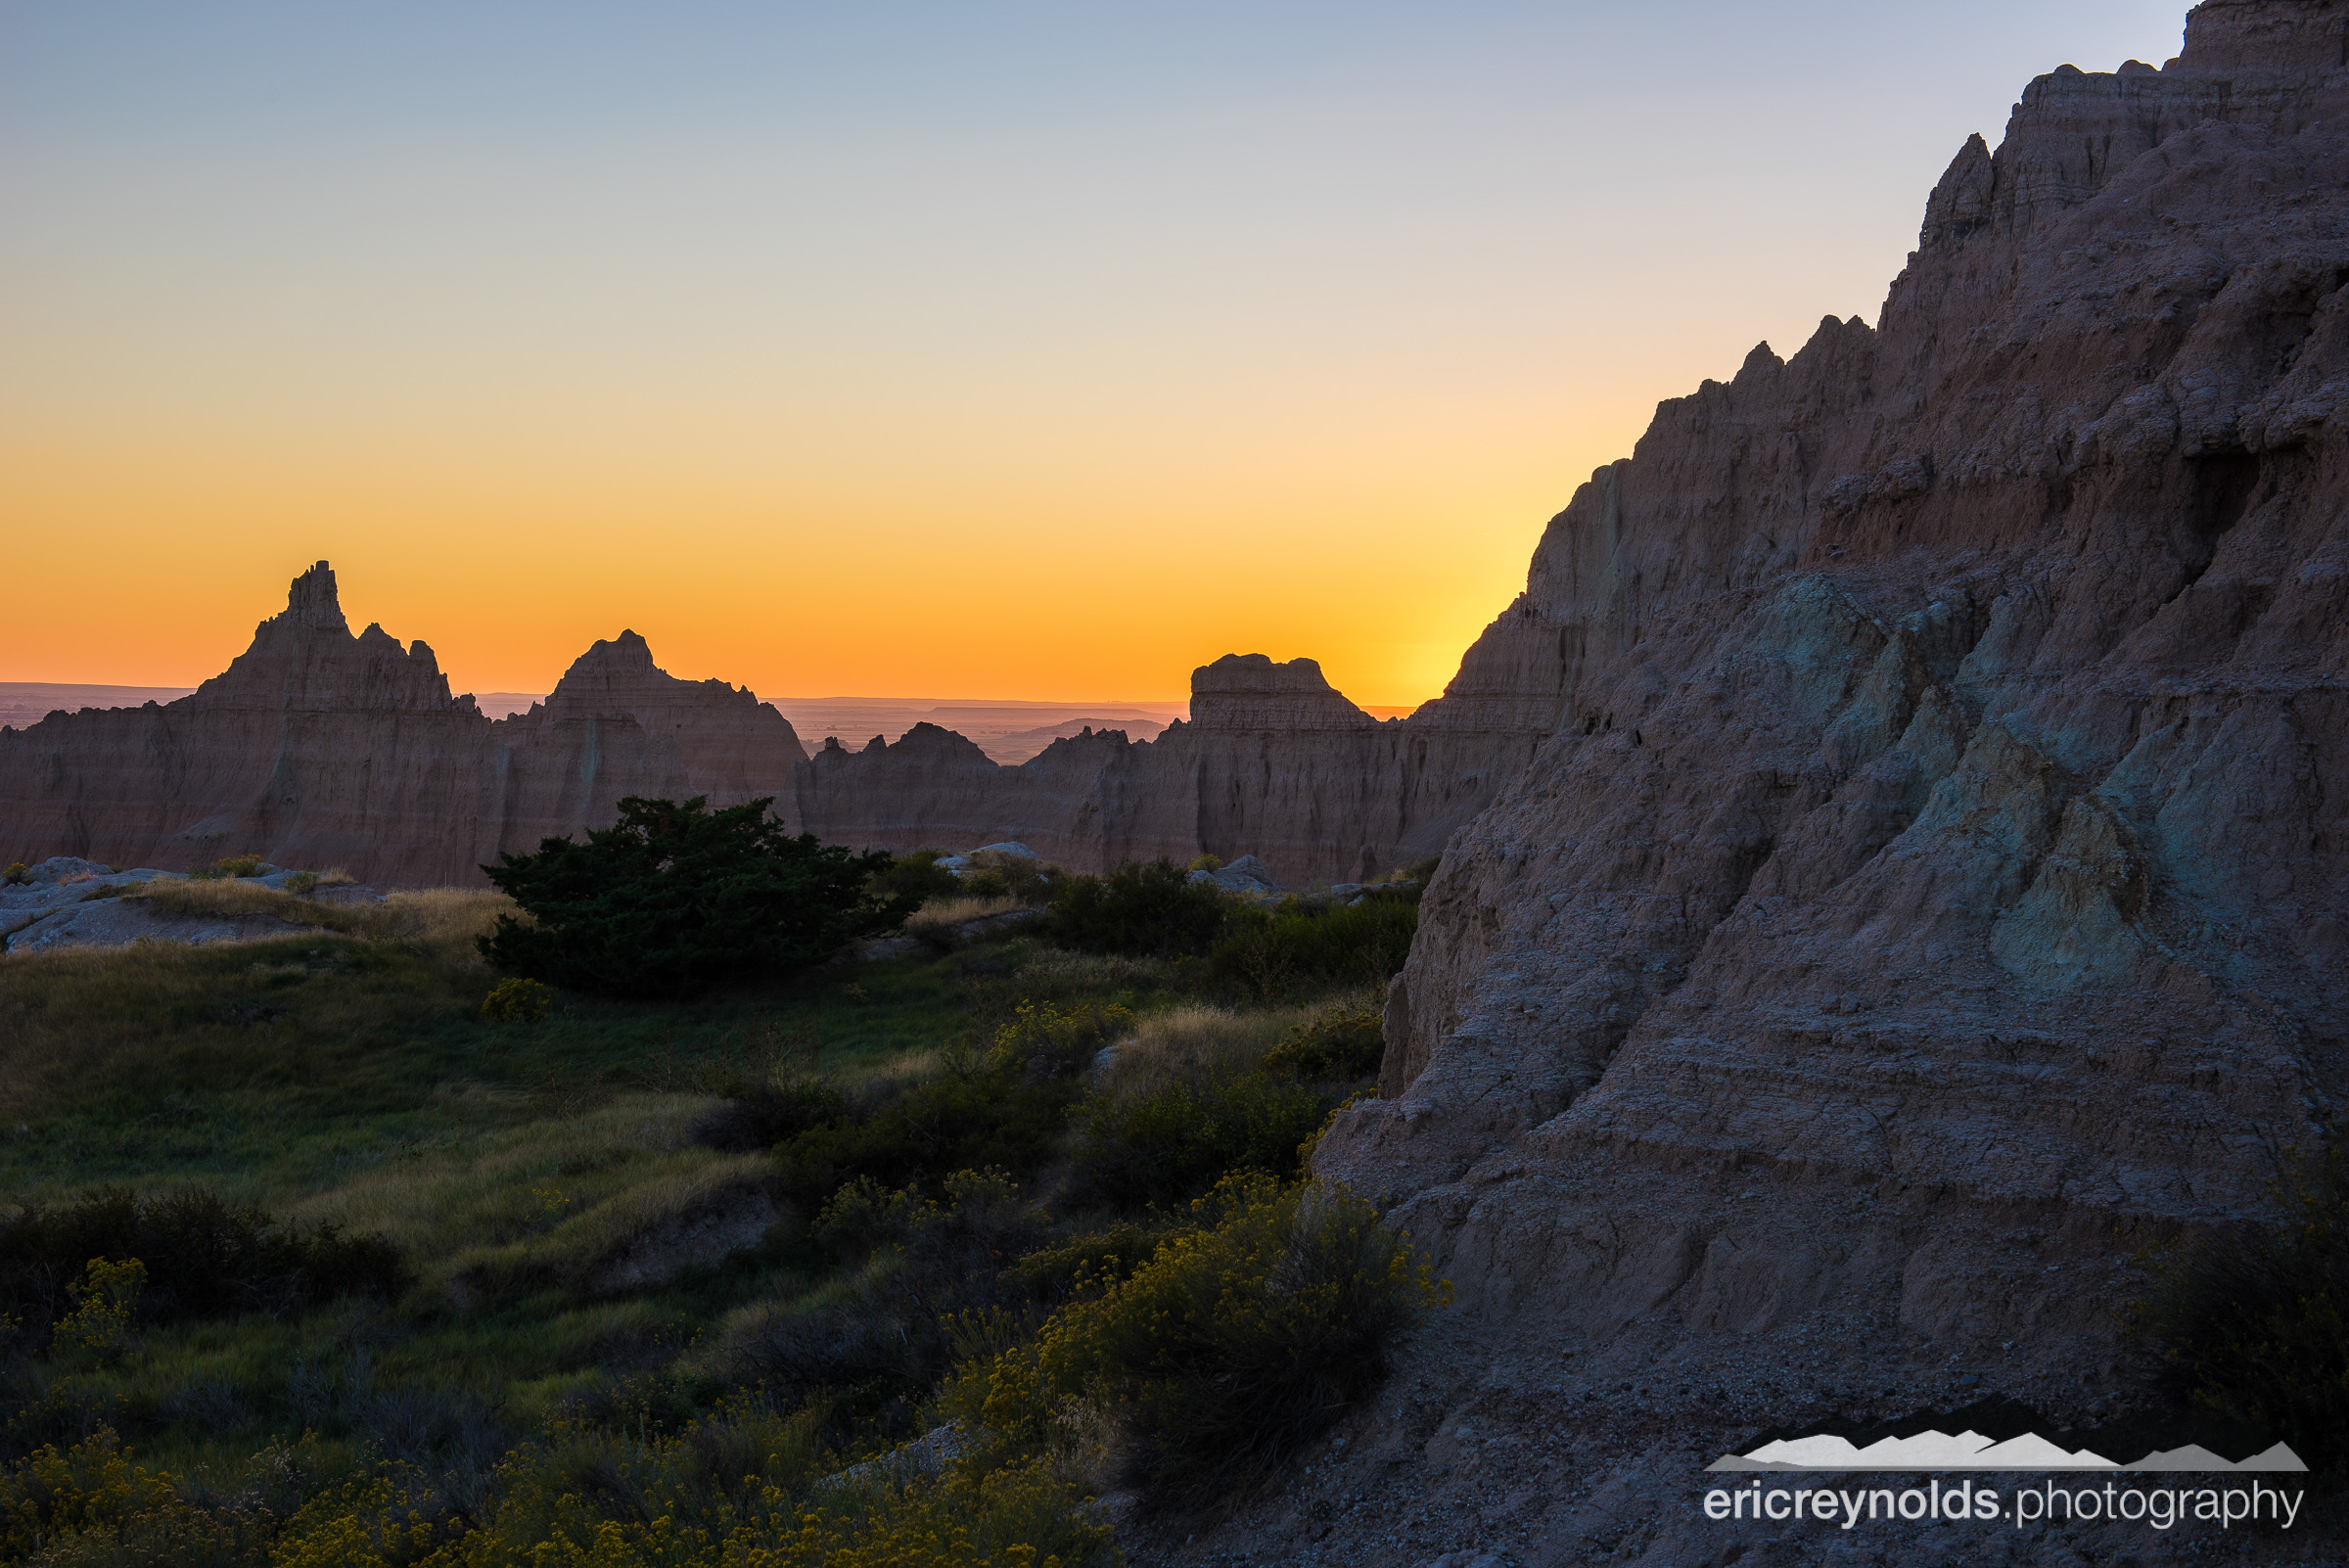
0,1 -> 2185,708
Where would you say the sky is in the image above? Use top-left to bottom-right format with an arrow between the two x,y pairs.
0,1 -> 2188,707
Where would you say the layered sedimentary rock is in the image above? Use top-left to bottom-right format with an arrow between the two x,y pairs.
0,581 -> 1551,887
791,653 -> 1549,884
1295,1 -> 2349,1530
495,629 -> 811,852
0,564 -> 809,887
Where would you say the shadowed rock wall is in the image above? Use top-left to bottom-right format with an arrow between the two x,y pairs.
1317,0 -> 2349,1423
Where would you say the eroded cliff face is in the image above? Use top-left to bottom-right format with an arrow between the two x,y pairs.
0,564 -> 809,886
785,651 -> 1551,885
1312,0 -> 2349,1463
490,630 -> 812,856
0,585 -> 1550,888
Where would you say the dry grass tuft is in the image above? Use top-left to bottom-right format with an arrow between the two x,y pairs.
1095,1001 -> 1318,1096
115,881 -> 514,964
463,1153 -> 774,1297
1012,944 -> 1181,995
281,1093 -> 741,1258
378,888 -> 513,968
273,1094 -> 776,1301
125,877 -> 365,932
905,895 -> 1023,935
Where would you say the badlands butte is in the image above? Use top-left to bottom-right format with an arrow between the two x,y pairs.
0,566 -> 1533,892
12,0 -> 2349,1558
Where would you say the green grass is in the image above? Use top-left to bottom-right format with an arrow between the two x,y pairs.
0,913 -> 1197,1473
0,871 -> 1419,1564
0,927 -> 1159,1208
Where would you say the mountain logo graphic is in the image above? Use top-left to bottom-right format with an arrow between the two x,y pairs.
1705,1431 -> 2307,1473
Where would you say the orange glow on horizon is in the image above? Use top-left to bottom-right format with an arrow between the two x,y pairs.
0,382 -> 1651,711
0,5 -> 2188,711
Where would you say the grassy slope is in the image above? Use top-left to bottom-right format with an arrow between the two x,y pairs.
0,903 -> 1195,1478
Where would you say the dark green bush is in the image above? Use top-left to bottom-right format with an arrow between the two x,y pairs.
813,1168 -> 1045,1267
0,1187 -> 406,1337
383,1394 -> 1110,1568
480,976 -> 554,1024
985,999 -> 1131,1077
480,795 -> 916,999
1208,896 -> 1417,1000
2135,1130 -> 2349,1465
1262,1002 -> 1387,1081
868,849 -> 963,904
1044,858 -> 1233,958
1068,1073 -> 1333,1209
1005,1219 -> 1173,1301
773,1076 -> 1075,1217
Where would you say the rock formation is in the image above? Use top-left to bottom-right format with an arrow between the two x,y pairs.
1268,3 -> 2349,1559
494,628 -> 811,854
0,574 -> 1551,888
0,564 -> 809,887
5,4 -> 2343,1557
788,651 -> 1550,884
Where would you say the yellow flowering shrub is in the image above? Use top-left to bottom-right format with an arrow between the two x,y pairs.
54,1257 -> 145,1362
1,1426 -> 178,1559
986,1001 -> 1132,1077
270,1467 -> 465,1568
258,1400 -> 1108,1568
953,1175 -> 1447,1503
0,1424 -> 280,1566
480,978 -> 554,1025
430,1453 -> 1102,1567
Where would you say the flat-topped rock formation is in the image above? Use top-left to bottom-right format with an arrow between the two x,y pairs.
1271,5 -> 2349,1559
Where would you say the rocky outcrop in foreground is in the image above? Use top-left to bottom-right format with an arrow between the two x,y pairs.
0,856 -> 380,953
1267,2 -> 2349,1561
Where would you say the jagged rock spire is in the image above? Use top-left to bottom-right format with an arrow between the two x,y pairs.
282,561 -> 349,631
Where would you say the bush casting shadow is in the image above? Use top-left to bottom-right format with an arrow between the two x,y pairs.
480,795 -> 916,998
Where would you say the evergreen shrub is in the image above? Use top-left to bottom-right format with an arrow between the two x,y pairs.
479,796 -> 915,999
